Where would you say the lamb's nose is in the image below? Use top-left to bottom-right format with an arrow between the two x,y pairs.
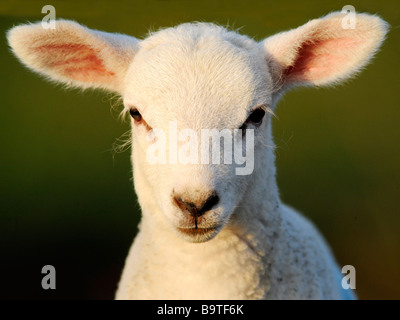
173,192 -> 219,217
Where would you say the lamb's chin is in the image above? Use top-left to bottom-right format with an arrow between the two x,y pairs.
174,226 -> 222,243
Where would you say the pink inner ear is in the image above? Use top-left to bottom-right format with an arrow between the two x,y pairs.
285,37 -> 361,82
34,44 -> 115,83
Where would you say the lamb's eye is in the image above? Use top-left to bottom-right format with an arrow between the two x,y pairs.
129,108 -> 142,122
246,107 -> 266,125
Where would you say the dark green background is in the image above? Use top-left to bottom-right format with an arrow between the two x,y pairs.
1,0 -> 399,299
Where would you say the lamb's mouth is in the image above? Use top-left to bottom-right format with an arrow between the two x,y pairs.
176,226 -> 219,237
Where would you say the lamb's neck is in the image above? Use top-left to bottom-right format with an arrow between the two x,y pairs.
225,158 -> 282,255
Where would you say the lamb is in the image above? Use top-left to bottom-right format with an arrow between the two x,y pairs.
7,11 -> 388,299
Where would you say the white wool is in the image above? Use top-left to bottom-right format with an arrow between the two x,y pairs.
7,11 -> 388,299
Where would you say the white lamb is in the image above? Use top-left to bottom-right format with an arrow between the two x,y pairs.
7,11 -> 388,299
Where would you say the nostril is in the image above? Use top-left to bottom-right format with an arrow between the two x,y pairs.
172,192 -> 219,217
174,196 -> 197,216
200,193 -> 219,214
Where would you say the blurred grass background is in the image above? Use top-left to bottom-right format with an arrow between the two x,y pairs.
0,0 -> 399,299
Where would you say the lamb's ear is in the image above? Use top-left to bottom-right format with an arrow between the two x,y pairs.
261,12 -> 389,91
7,20 -> 139,93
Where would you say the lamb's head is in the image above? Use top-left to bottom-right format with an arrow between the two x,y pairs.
123,23 -> 275,242
7,12 -> 388,242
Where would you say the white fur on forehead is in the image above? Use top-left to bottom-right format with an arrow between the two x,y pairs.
262,11 -> 389,88
142,22 -> 257,51
124,23 -> 273,129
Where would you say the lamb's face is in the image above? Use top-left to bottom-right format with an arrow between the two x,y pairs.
123,24 -> 274,242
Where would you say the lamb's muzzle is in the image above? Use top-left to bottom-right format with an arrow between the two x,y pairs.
173,191 -> 220,218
